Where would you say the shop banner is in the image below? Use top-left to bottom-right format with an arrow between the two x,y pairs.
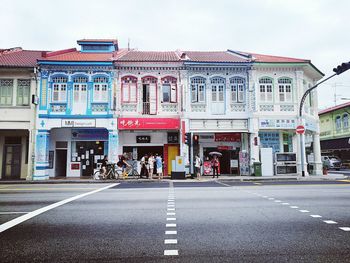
214,133 -> 241,142
118,118 -> 180,130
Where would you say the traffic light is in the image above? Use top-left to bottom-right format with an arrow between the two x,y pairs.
193,134 -> 199,145
185,132 -> 191,145
333,62 -> 350,75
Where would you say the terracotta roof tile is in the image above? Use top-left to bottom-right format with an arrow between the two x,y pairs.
319,101 -> 350,115
0,48 -> 44,67
41,48 -> 128,62
184,51 -> 248,63
233,51 -> 309,63
117,51 -> 180,62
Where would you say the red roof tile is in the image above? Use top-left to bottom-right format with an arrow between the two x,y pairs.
41,48 -> 128,62
233,50 -> 309,63
184,51 -> 248,63
319,101 -> 350,115
0,48 -> 44,67
117,51 -> 180,62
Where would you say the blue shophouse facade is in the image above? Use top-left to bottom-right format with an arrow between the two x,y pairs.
34,40 -> 119,179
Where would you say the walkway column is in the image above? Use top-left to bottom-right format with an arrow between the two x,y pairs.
313,132 -> 323,175
33,129 -> 50,180
108,130 -> 119,164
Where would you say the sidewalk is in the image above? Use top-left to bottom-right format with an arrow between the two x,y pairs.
0,173 -> 348,184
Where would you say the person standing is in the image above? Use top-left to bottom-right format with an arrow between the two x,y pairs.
101,155 -> 108,179
211,155 -> 220,178
155,154 -> 163,180
140,154 -> 148,179
148,153 -> 155,180
195,154 -> 202,180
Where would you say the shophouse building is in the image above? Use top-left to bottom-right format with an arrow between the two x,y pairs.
34,39 -> 126,180
114,51 -> 184,176
0,48 -> 43,180
246,51 -> 324,175
319,102 -> 350,165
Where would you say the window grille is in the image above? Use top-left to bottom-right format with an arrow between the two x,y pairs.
93,77 -> 108,83
278,77 -> 292,102
52,77 -> 68,83
17,79 -> 30,106
191,77 -> 206,103
230,77 -> 245,103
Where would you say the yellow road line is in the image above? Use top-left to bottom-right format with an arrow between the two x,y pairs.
338,180 -> 350,183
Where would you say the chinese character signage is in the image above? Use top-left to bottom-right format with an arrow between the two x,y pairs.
214,133 -> 241,142
167,132 -> 179,143
118,118 -> 180,130
136,136 -> 151,143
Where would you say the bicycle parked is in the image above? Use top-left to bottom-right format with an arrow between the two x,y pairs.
117,160 -> 140,179
92,163 -> 118,180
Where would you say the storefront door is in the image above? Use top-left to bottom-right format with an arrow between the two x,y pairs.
2,145 -> 21,179
73,84 -> 87,115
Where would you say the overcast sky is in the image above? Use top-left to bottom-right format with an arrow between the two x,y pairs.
2,0 -> 350,109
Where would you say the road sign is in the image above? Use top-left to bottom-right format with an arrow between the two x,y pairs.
296,125 -> 305,134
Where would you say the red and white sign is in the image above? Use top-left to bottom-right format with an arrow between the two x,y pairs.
118,118 -> 180,130
214,133 -> 241,142
296,125 -> 305,134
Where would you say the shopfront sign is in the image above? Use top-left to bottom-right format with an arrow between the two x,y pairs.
118,118 -> 180,130
259,119 -> 296,129
71,129 -> 108,140
136,136 -> 151,143
167,132 -> 179,143
214,133 -> 241,142
62,119 -> 96,128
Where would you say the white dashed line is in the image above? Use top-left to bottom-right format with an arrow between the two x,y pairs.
299,210 -> 309,213
290,206 -> 299,209
167,218 -> 176,221
165,230 -> 177,235
166,223 -> 176,227
282,203 -> 289,205
310,215 -> 322,218
0,212 -> 29,215
324,220 -> 337,224
164,250 -> 178,256
268,198 -> 274,200
274,200 -> 282,203
167,212 -> 176,216
165,239 -> 178,244
339,227 -> 350,231
167,208 -> 175,211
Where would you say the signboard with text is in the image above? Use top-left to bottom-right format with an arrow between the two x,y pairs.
118,118 -> 180,130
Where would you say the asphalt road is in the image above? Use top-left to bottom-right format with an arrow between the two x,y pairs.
1,180 -> 350,262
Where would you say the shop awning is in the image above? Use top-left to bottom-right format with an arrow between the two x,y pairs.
320,137 -> 350,150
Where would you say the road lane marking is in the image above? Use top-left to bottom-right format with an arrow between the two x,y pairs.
310,215 -> 322,218
339,227 -> 350,231
268,198 -> 275,200
323,220 -> 337,224
215,181 -> 232,187
299,210 -> 310,213
0,187 -> 100,191
167,208 -> 175,211
0,183 -> 119,233
165,239 -> 178,244
290,206 -> 299,208
282,203 -> 290,205
167,212 -> 176,216
167,218 -> 176,221
164,250 -> 178,256
0,212 -> 29,215
166,223 -> 176,227
274,200 -> 282,203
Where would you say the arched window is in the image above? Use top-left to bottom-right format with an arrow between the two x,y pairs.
161,76 -> 177,103
278,77 -> 292,102
259,77 -> 273,102
52,76 -> 68,102
121,76 -> 137,103
191,77 -> 206,103
93,76 -> 108,102
210,77 -> 225,103
230,77 -> 245,103
335,116 -> 342,130
343,113 -> 349,129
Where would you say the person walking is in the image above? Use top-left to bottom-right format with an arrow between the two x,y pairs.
194,154 -> 202,180
148,153 -> 155,180
211,155 -> 220,178
101,155 -> 108,179
155,154 -> 163,180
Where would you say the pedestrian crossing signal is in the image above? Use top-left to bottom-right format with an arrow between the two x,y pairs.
185,133 -> 191,145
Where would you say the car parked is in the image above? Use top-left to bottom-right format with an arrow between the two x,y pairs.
321,156 -> 342,170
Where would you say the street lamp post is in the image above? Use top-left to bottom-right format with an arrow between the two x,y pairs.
298,62 -> 350,176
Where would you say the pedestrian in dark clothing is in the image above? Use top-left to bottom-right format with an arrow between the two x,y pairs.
211,155 -> 220,178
